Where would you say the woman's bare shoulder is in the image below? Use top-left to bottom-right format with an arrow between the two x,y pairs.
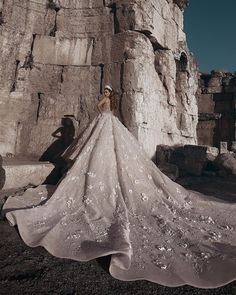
99,95 -> 106,101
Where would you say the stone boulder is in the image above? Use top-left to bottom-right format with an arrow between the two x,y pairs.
1,159 -> 54,191
156,144 -> 220,178
155,145 -> 179,180
183,145 -> 219,175
231,142 -> 236,153
214,153 -> 236,175
171,145 -> 219,176
156,145 -> 175,165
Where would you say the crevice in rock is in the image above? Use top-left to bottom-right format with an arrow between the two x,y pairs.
110,3 -> 120,34
79,95 -> 85,114
85,38 -> 94,65
47,1 -> 61,37
36,93 -> 44,123
0,0 -> 5,25
154,52 -> 171,103
198,113 -> 222,121
59,66 -> 64,94
60,67 -> 64,84
135,30 -> 168,52
173,0 -> 189,10
154,53 -> 163,79
119,61 -> 125,123
0,11 -> 4,25
176,52 -> 188,72
49,14 -> 57,37
10,60 -> 20,92
46,0 -> 61,12
200,73 -> 212,88
22,52 -> 34,70
163,78 -> 170,97
21,34 -> 36,70
31,34 -> 36,52
99,63 -> 104,94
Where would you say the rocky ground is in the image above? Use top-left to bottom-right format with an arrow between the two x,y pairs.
1,175 -> 236,295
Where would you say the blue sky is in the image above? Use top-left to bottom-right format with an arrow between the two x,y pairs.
184,0 -> 236,73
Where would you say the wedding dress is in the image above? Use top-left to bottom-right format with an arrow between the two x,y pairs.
2,110 -> 236,288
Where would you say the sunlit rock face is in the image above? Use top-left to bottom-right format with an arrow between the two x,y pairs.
0,0 -> 198,159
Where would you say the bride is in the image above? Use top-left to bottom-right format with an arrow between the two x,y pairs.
2,85 -> 236,288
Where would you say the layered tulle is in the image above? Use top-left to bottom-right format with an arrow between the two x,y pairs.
3,111 -> 236,288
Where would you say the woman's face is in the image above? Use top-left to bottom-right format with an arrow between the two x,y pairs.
104,89 -> 111,97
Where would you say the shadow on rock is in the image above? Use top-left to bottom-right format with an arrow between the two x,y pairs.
40,116 -> 77,184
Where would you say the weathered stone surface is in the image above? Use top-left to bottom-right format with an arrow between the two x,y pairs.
206,86 -> 223,94
158,163 -> 179,181
198,113 -> 221,121
155,144 -> 220,177
197,71 -> 236,149
59,0 -> 104,9
155,49 -> 176,106
197,121 -> 216,147
197,94 -> 214,113
231,141 -> 236,152
0,0 -> 199,159
0,122 -> 18,156
33,36 -> 94,66
56,6 -> 112,38
1,160 -> 54,191
214,153 -> 236,175
208,76 -> 222,87
173,145 -> 219,176
220,141 -> 228,154
156,145 -> 175,165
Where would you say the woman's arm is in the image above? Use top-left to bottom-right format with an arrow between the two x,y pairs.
52,127 -> 62,138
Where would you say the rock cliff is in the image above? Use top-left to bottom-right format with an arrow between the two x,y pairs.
0,0 -> 198,159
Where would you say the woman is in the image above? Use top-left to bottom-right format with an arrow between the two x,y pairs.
97,85 -> 115,114
2,85 -> 236,288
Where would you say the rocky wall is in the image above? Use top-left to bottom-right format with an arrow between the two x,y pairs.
0,0 -> 198,159
197,71 -> 236,149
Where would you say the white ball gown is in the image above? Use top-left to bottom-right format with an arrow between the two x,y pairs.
2,110 -> 236,288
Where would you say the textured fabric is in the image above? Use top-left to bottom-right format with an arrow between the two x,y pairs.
3,111 -> 236,288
